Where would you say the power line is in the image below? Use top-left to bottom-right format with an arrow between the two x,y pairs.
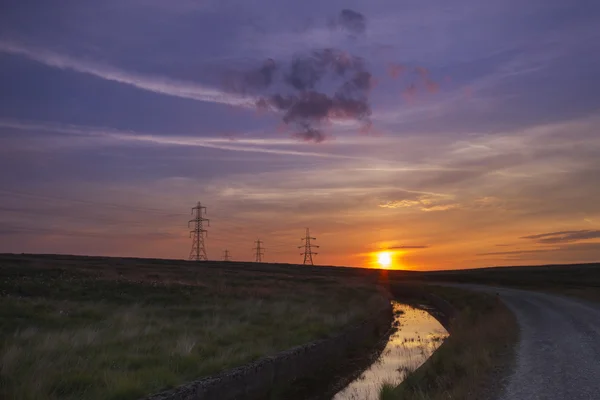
223,249 -> 231,261
254,239 -> 264,262
189,201 -> 209,261
299,228 -> 319,265
0,190 -> 323,264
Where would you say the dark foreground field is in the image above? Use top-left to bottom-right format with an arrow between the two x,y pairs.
0,254 -> 389,400
2,254 -> 599,400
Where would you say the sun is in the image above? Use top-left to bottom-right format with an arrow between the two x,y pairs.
377,251 -> 392,268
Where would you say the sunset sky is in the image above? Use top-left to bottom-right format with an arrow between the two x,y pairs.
1,0 -> 600,269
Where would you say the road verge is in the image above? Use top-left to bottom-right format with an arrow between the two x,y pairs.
382,284 -> 519,400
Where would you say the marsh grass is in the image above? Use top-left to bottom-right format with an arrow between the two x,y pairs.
380,285 -> 518,400
0,255 -> 388,400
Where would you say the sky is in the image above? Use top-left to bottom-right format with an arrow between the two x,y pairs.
1,0 -> 600,270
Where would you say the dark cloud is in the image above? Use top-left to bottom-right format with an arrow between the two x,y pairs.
338,9 -> 367,36
478,241 -> 600,258
282,49 -> 367,90
249,48 -> 373,141
521,230 -> 600,244
217,10 -> 374,142
247,58 -> 278,89
222,9 -> 440,142
477,249 -> 555,256
286,57 -> 322,91
292,123 -> 326,143
388,245 -> 429,249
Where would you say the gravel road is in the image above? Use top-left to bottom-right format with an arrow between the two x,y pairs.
466,286 -> 600,400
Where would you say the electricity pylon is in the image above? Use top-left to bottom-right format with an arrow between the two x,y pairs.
188,201 -> 209,261
223,249 -> 231,261
299,228 -> 319,265
254,239 -> 264,262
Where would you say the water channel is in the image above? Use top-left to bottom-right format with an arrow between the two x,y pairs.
333,301 -> 448,400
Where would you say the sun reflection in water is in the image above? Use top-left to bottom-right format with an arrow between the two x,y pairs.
333,302 -> 448,400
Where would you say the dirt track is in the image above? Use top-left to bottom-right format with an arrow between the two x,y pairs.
467,286 -> 600,400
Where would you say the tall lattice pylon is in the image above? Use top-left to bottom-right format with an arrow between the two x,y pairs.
299,228 -> 319,265
223,249 -> 231,262
188,201 -> 209,261
254,239 -> 264,263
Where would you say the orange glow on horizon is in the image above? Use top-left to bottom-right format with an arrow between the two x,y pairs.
366,249 -> 412,270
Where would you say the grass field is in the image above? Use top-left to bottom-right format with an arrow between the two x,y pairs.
0,254 -> 389,400
2,254 -> 598,400
381,284 -> 519,400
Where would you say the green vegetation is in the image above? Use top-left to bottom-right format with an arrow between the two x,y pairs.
0,254 -> 388,400
6,255 -> 592,400
381,284 -> 518,400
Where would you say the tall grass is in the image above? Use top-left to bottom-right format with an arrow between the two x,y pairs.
0,256 -> 388,400
380,285 -> 518,400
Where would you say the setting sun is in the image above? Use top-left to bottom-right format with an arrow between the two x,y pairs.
377,251 -> 392,268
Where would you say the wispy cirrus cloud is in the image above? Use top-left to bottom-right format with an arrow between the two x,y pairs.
0,118 -> 364,159
378,193 -> 460,212
477,249 -> 555,256
477,241 -> 600,257
521,230 -> 600,244
388,245 -> 429,249
378,193 -> 509,213
478,229 -> 600,257
0,40 -> 252,107
421,203 -> 461,212
379,199 -> 421,209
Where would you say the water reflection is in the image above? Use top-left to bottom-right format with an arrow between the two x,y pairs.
333,302 -> 448,400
